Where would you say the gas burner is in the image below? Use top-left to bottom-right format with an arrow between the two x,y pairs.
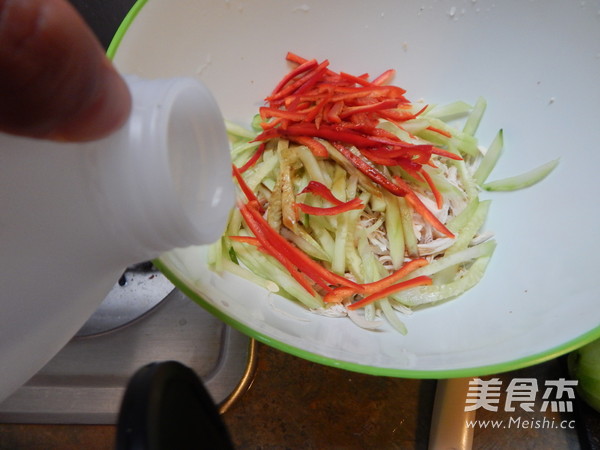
76,262 -> 174,337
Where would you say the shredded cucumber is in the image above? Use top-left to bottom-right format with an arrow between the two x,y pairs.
397,196 -> 419,258
445,200 -> 491,256
473,129 -> 504,185
232,240 -> 323,309
383,191 -> 405,270
221,258 -> 280,293
210,80 -> 557,335
296,145 -> 330,186
396,255 -> 493,307
380,298 -> 408,335
416,117 -> 480,157
225,120 -> 257,140
411,240 -> 497,278
462,97 -> 487,136
207,235 -> 224,273
331,212 -> 349,275
483,158 -> 559,191
230,141 -> 260,166
425,101 -> 473,121
244,152 -> 278,191
446,197 -> 480,234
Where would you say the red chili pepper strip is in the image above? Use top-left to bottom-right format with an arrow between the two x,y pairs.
359,126 -> 404,141
238,202 -> 317,294
363,258 -> 429,292
228,237 -> 275,261
339,71 -> 372,87
329,85 -> 407,102
426,126 -> 452,139
240,201 -> 330,293
371,68 -> 396,86
333,143 -> 410,197
373,144 -> 433,159
300,123 -> 414,149
228,235 -> 262,246
395,159 -> 427,182
290,60 -> 331,97
246,203 -> 355,291
329,87 -> 386,102
431,146 -> 462,161
379,104 -> 427,123
290,136 -> 328,157
268,70 -> 319,104
285,52 -> 335,78
259,117 -> 283,131
300,94 -> 332,124
268,60 -> 330,104
238,142 -> 266,173
419,168 -> 444,209
285,51 -> 309,65
257,123 -> 383,149
232,164 -> 264,213
358,149 -> 404,167
245,202 -> 363,291
324,258 -> 427,303
325,100 -> 344,123
255,54 -> 463,232
347,275 -> 433,310
268,58 -> 318,98
243,206 -> 330,293
393,176 -> 454,238
296,197 -> 363,216
349,112 -> 378,128
259,106 -> 306,121
322,286 -> 356,304
405,192 -> 453,238
300,181 -> 344,205
338,99 -> 404,119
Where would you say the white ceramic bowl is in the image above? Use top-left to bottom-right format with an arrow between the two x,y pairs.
111,0 -> 600,378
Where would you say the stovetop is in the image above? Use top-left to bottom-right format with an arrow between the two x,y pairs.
0,275 -> 253,424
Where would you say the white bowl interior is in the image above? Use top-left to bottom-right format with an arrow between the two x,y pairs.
112,0 -> 600,377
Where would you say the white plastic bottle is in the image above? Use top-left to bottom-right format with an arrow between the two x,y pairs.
0,76 -> 234,402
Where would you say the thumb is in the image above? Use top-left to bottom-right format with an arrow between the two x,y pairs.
0,0 -> 131,141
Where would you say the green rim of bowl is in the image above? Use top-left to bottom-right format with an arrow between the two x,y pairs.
106,0 -> 149,60
153,258 -> 600,379
110,0 -> 600,379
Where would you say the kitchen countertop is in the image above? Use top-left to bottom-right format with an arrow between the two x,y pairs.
1,342 -> 598,449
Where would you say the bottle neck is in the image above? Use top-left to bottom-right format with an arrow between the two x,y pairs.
89,76 -> 234,261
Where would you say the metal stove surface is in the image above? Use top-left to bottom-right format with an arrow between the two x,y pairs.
0,270 -> 253,425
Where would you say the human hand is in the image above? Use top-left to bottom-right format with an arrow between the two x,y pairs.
0,0 -> 131,141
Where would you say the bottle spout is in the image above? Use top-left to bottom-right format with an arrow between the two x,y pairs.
101,75 -> 235,257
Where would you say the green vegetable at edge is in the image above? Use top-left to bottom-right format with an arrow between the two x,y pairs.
568,338 -> 600,412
